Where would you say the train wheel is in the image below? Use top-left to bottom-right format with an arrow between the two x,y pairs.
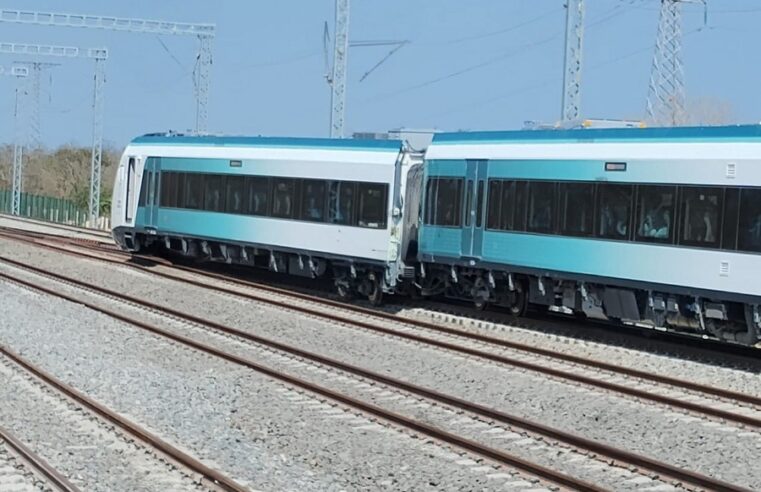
336,282 -> 354,301
367,272 -> 384,306
474,298 -> 488,311
507,282 -> 527,316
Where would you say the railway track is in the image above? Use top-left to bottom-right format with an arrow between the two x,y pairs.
0,214 -> 111,239
0,425 -> 78,492
0,253 -> 754,491
3,228 -> 759,431
0,332 -> 247,491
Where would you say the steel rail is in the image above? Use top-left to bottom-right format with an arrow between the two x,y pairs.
1,229 -> 760,417
0,267 -> 606,492
0,258 -> 753,492
9,225 -> 760,408
0,424 -> 79,491
0,344 -> 247,491
0,214 -> 110,238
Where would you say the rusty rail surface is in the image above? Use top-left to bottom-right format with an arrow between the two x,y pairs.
0,258 -> 753,492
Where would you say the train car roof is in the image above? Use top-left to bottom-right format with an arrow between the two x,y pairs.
431,124 -> 761,145
130,133 -> 404,152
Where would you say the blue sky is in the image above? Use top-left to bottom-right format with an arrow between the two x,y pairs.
0,0 -> 759,148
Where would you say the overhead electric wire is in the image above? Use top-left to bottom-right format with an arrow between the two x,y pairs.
427,28 -> 702,120
365,2 -> 638,105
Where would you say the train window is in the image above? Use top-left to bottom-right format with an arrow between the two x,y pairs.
160,172 -> 179,208
225,175 -> 246,214
722,188 -> 740,250
271,178 -> 295,218
514,181 -> 530,231
635,185 -> 676,243
560,183 -> 595,236
476,180 -> 485,228
138,168 -> 150,207
527,182 -> 555,233
425,178 -> 463,227
424,178 -> 439,225
679,187 -> 722,248
247,176 -> 270,216
203,174 -> 225,212
597,184 -> 632,240
357,183 -> 388,229
328,181 -> 356,225
183,173 -> 203,210
737,188 -> 761,253
300,179 -> 327,222
464,180 -> 474,227
486,180 -> 501,229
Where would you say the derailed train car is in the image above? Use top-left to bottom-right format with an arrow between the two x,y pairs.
418,125 -> 761,345
111,133 -> 423,304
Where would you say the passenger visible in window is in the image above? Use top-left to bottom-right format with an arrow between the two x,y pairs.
748,214 -> 761,248
599,204 -> 628,238
640,195 -> 672,239
329,182 -> 354,224
303,182 -> 324,221
273,181 -> 292,217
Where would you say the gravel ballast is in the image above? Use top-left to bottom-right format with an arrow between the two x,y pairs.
2,232 -> 761,488
0,279 -> 533,491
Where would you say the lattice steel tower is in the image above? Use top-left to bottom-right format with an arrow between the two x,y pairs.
561,0 -> 585,123
646,0 -> 689,126
329,0 -> 350,138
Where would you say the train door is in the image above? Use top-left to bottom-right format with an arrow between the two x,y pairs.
143,157 -> 161,229
461,159 -> 488,258
125,157 -> 139,223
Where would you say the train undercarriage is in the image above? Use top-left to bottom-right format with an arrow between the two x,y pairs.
416,263 -> 761,346
116,229 -> 390,306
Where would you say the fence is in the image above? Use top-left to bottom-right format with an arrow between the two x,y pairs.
0,189 -> 110,230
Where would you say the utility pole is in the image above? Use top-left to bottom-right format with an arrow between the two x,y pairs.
24,61 -> 59,149
89,54 -> 106,226
1,65 -> 29,215
561,0 -> 584,123
0,9 -> 216,133
329,0 -> 350,138
646,0 -> 704,126
0,42 -> 107,225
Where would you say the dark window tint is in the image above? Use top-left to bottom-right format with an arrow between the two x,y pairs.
225,176 -> 246,214
527,182 -> 555,233
722,188 -> 740,250
560,183 -> 595,236
138,168 -> 150,207
425,178 -> 462,227
636,185 -> 676,243
203,174 -> 224,212
183,173 -> 203,210
247,177 -> 269,216
513,181 -> 528,231
464,180 -> 474,227
358,183 -> 387,229
738,188 -> 761,252
597,184 -> 632,239
271,178 -> 295,218
328,181 -> 355,225
301,179 -> 326,222
486,180 -> 501,229
680,187 -> 722,248
476,180 -> 485,228
160,172 -> 180,208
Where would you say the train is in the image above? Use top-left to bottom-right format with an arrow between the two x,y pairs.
111,125 -> 761,346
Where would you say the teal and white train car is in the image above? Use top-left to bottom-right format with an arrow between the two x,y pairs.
418,125 -> 761,344
111,133 -> 423,304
